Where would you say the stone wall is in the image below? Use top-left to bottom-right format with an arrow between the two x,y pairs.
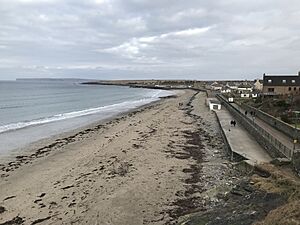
217,94 -> 288,159
213,111 -> 232,155
292,150 -> 300,176
213,111 -> 246,162
241,103 -> 300,143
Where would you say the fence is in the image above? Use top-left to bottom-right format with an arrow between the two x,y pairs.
216,94 -> 294,160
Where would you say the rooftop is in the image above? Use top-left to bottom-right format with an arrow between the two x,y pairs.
209,99 -> 221,104
263,72 -> 300,86
238,83 -> 253,88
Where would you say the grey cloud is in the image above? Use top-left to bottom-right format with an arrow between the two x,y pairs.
0,0 -> 300,80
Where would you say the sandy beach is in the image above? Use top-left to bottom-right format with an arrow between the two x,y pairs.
0,90 -> 238,225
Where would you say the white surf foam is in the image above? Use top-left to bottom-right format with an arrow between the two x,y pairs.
0,98 -> 153,134
0,88 -> 175,134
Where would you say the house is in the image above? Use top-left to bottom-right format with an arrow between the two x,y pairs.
250,90 -> 260,98
210,82 -> 223,91
237,83 -> 253,93
226,82 -> 238,90
225,82 -> 238,92
220,87 -> 232,93
241,93 -> 250,98
254,79 -> 263,91
206,98 -> 222,111
262,72 -> 300,95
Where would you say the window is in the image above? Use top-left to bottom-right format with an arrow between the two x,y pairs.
294,87 -> 297,91
289,87 -> 292,91
268,88 -> 274,92
282,80 -> 286,83
268,79 -> 272,83
292,80 -> 296,83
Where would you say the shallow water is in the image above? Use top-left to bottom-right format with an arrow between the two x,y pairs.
0,79 -> 173,154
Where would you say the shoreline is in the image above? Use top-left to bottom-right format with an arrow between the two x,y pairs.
0,88 -> 178,164
1,88 -> 295,225
0,95 -> 177,165
1,89 -> 225,224
81,81 -> 208,92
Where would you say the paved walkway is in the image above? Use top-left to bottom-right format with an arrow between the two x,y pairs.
232,103 -> 300,150
216,108 -> 272,164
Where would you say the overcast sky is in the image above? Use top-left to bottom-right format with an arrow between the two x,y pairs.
0,0 -> 300,80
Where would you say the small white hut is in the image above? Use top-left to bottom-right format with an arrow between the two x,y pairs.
206,98 -> 222,111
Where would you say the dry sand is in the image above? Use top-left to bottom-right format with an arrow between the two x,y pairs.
0,90 -> 235,225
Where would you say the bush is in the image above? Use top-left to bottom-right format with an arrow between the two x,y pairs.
281,114 -> 291,124
274,100 -> 289,108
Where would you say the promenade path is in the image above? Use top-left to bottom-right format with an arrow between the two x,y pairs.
216,108 -> 272,164
233,103 -> 300,151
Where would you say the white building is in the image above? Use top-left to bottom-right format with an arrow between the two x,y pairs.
206,98 -> 222,111
238,83 -> 253,93
221,87 -> 232,93
228,97 -> 234,102
210,82 -> 223,91
254,79 -> 263,91
241,93 -> 250,98
226,82 -> 238,90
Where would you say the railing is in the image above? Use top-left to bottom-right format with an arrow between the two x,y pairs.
216,94 -> 294,160
241,102 -> 300,143
254,121 -> 293,159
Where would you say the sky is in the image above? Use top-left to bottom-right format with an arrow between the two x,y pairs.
0,0 -> 300,80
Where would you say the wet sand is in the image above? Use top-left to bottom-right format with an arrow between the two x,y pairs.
0,90 -> 237,225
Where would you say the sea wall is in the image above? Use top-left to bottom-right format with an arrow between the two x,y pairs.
241,104 -> 300,143
216,94 -> 287,159
292,150 -> 300,176
213,111 -> 232,155
213,111 -> 246,162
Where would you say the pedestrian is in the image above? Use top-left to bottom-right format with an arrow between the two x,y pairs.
233,120 -> 236,127
245,111 -> 248,116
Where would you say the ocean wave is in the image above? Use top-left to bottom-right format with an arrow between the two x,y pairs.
146,89 -> 175,98
0,105 -> 23,110
0,98 -> 157,134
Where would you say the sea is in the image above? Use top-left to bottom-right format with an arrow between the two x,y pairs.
0,79 -> 173,155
